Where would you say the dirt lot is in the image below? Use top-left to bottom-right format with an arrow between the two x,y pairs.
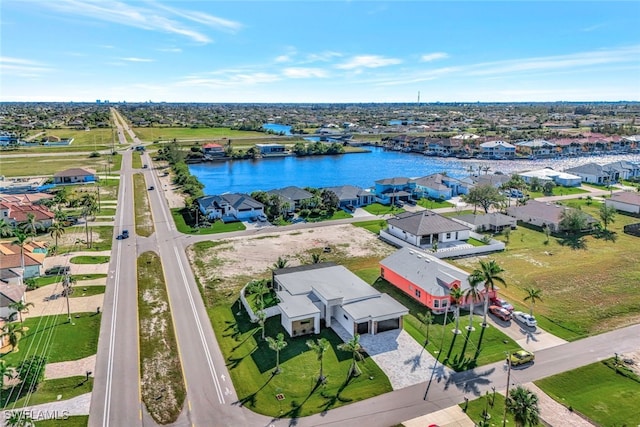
187,224 -> 395,291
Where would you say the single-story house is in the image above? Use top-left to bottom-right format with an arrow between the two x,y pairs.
202,143 -> 225,157
604,161 -> 640,180
266,186 -> 314,211
412,173 -> 469,200
452,212 -> 517,232
0,242 -> 46,279
564,163 -> 611,185
380,247 -> 491,313
273,263 -> 408,338
605,191 -> 640,214
462,173 -> 511,189
197,193 -> 265,222
256,144 -> 286,156
0,277 -> 27,320
517,168 -> 582,187
53,168 -> 97,185
374,177 -> 416,205
323,185 -> 375,209
506,200 -> 598,232
386,210 -> 471,249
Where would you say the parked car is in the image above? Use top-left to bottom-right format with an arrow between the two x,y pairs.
345,204 -> 356,213
406,198 -> 417,206
143,164 -> 148,169
510,350 -> 535,366
117,229 -> 130,240
489,305 -> 512,321
490,297 -> 514,312
257,214 -> 268,222
45,265 -> 70,276
513,311 -> 537,327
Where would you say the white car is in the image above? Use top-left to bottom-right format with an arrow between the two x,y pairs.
513,311 -> 537,327
257,214 -> 268,222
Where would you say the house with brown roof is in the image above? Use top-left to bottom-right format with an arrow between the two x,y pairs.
53,168 -> 97,184
506,200 -> 598,232
605,191 -> 640,214
0,201 -> 55,229
452,212 -> 517,233
385,210 -> 471,250
0,242 -> 46,279
0,271 -> 27,320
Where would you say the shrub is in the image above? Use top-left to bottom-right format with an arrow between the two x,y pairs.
17,355 -> 47,392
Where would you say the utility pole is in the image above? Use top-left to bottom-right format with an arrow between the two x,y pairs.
63,273 -> 73,324
503,353 -> 512,427
424,308 -> 449,400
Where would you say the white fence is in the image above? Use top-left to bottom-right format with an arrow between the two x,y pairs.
239,283 -> 281,322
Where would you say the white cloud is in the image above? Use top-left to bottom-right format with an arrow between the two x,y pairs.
120,57 -> 155,63
152,3 -> 243,32
176,71 -> 280,88
275,55 -> 292,63
305,51 -> 342,63
0,57 -> 53,76
420,52 -> 449,62
336,55 -> 401,70
282,68 -> 328,79
157,47 -> 182,53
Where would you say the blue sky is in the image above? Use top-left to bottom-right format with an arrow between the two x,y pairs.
2,1 -> 639,103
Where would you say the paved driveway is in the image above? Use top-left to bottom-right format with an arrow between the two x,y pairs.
332,322 -> 454,390
483,311 -> 567,352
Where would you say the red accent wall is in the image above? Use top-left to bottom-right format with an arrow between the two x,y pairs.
381,266 -> 435,309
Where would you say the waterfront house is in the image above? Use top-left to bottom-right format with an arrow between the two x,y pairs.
380,247 -> 490,313
266,186 -> 314,211
412,173 -> 469,200
551,138 -> 583,156
374,177 -> 416,205
564,163 -> 612,184
53,168 -> 97,185
478,140 -> 516,159
256,143 -> 286,156
386,210 -> 471,249
463,173 -> 511,189
517,169 -> 582,187
202,143 -> 225,158
273,263 -> 408,337
604,161 -> 640,180
451,212 -> 517,232
506,200 -> 597,232
196,193 -> 265,222
323,185 -> 375,209
515,140 -> 556,157
605,191 -> 640,214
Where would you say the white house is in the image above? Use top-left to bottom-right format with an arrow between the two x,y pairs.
197,193 -> 265,222
386,210 -> 471,249
605,191 -> 640,214
273,263 -> 408,338
518,168 -> 582,187
478,140 -> 516,159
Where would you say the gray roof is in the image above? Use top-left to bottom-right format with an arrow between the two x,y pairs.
453,212 -> 516,228
323,185 -> 368,201
376,177 -> 412,186
197,193 -> 263,211
412,173 -> 464,191
53,168 -> 96,177
267,186 -> 313,203
470,174 -> 511,187
342,293 -> 408,322
564,163 -> 606,176
277,291 -> 320,319
380,247 -> 472,296
506,200 -> 597,225
608,191 -> 640,206
388,211 -> 470,236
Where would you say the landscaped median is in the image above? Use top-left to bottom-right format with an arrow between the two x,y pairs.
137,251 -> 186,424
134,173 -> 154,237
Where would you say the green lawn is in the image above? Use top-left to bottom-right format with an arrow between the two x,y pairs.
246,289 -> 279,312
96,208 -> 117,216
0,313 -> 101,364
137,252 -> 186,424
527,186 -> 588,198
461,390 -> 543,427
171,208 -> 246,234
36,416 -> 89,427
302,210 -> 352,222
352,219 -> 387,234
3,377 -> 93,409
0,155 -> 119,178
134,173 -> 154,237
132,151 -> 143,169
536,359 -> 640,426
69,255 -> 110,264
71,285 -> 106,298
417,198 -> 455,209
30,273 -> 107,288
370,278 -> 521,371
133,127 -> 264,142
449,206 -> 640,341
362,203 -> 405,216
209,305 -> 392,418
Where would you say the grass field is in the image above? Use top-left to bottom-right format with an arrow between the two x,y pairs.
35,415 -> 89,426
536,359 -> 640,426
171,208 -> 246,234
303,210 -> 352,222
133,127 -> 264,142
527,186 -> 588,198
352,219 -> 387,234
138,252 -> 186,424
134,173 -> 154,237
362,203 -> 405,215
0,313 -> 101,365
132,151 -> 143,169
31,273 -> 107,288
461,391 -> 543,427
1,154 -> 120,178
71,285 -> 106,298
417,198 -> 455,209
3,376 -> 93,409
69,255 -> 110,264
450,205 -> 640,341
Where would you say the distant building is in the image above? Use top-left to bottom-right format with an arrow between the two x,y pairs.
197,193 -> 264,222
255,144 -> 286,156
53,168 -> 97,185
605,191 -> 640,214
202,143 -> 225,157
518,168 -> 582,187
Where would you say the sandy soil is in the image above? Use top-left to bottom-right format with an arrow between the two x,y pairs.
155,164 -> 185,209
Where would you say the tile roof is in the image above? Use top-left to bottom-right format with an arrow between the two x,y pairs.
388,210 -> 470,236
53,168 -> 97,177
608,191 -> 640,206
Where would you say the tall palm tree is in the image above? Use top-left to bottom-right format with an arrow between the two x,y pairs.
464,275 -> 483,331
523,287 -> 543,316
471,260 -> 507,327
306,338 -> 330,383
20,213 -> 43,237
337,334 -> 365,379
598,204 -> 616,231
80,194 -> 98,247
256,310 -> 266,340
8,300 -> 35,324
48,222 -> 66,248
417,311 -> 434,345
11,228 -> 29,274
506,385 -> 540,427
265,333 -> 288,374
450,286 -> 464,334
247,279 -> 269,310
0,219 -> 13,237
1,322 -> 26,353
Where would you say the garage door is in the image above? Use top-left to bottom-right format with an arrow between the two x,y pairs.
377,318 -> 400,333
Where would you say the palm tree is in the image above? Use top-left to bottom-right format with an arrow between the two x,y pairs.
20,213 -> 43,237
310,252 -> 323,264
11,228 -> 29,274
306,338 -> 330,383
1,322 -> 26,353
0,219 -> 13,237
80,194 -> 98,247
506,385 -> 540,427
247,279 -> 269,310
8,300 -> 34,324
417,311 -> 434,345
337,334 -> 365,379
471,260 -> 507,327
464,275 -> 483,331
0,360 -> 15,403
272,256 -> 289,270
48,222 -> 66,248
523,287 -> 543,316
256,310 -> 266,340
598,204 -> 617,231
450,286 -> 464,334
265,333 -> 288,374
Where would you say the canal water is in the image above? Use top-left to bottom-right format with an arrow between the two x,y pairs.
189,147 -> 640,195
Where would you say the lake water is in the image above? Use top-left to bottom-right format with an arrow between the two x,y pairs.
189,147 -> 640,195
262,123 -> 292,135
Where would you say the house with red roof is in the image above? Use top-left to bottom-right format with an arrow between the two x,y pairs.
0,201 -> 55,229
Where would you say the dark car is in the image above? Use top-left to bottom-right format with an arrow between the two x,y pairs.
148,186 -> 155,191
143,164 -> 148,169
117,229 -> 130,240
45,265 -> 70,276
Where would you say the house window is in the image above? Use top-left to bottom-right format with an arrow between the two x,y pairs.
433,299 -> 439,308
414,289 -> 421,298
446,232 -> 451,239
343,314 -> 349,321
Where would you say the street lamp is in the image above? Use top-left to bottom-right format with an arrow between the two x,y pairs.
503,352 -> 512,427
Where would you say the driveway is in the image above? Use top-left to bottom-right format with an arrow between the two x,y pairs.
43,251 -> 111,276
331,322 -> 454,390
483,311 -> 567,352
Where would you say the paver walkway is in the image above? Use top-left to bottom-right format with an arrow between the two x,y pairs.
43,251 -> 111,276
404,405 -> 474,427
23,282 -> 105,319
45,355 -> 97,380
4,392 -> 92,419
525,382 -> 595,427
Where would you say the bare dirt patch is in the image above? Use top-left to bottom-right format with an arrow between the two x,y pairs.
188,224 -> 395,291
